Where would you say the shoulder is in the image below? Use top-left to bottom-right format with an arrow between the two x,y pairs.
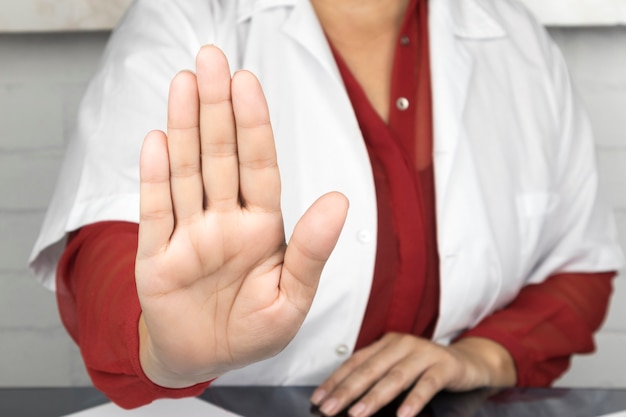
478,0 -> 554,53
114,0 -> 244,39
459,0 -> 566,91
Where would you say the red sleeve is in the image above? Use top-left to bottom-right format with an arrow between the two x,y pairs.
457,271 -> 615,386
56,221 -> 210,409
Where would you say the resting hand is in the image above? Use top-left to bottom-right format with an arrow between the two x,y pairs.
135,45 -> 349,388
310,333 -> 516,417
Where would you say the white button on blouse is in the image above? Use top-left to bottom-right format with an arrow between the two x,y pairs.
396,97 -> 410,111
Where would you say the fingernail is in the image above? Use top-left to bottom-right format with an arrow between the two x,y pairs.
320,398 -> 339,416
349,402 -> 367,417
397,405 -> 416,417
310,389 -> 326,405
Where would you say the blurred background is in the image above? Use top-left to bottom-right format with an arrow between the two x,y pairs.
0,0 -> 625,388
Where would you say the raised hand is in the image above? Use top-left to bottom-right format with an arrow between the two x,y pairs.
135,45 -> 349,388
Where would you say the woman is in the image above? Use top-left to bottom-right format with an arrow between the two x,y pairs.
30,0 -> 623,416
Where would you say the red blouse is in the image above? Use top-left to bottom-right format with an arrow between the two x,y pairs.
338,0 -> 439,350
55,0 -> 615,408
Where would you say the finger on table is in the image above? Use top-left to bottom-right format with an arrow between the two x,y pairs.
345,355 -> 431,417
313,337 -> 406,416
396,365 -> 449,417
311,335 -> 397,405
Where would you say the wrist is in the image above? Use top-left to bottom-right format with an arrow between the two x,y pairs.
450,337 -> 517,388
138,314 -> 218,388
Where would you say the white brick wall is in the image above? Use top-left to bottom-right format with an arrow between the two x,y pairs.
0,32 -> 106,387
0,26 -> 624,388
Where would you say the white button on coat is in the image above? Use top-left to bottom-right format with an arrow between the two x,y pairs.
335,344 -> 350,356
357,230 -> 372,243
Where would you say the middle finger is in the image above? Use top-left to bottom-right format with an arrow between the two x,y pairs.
167,70 -> 203,223
196,45 -> 239,211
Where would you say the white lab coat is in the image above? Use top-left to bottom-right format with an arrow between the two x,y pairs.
30,0 -> 624,385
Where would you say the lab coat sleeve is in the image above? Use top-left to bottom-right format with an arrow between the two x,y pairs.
28,0 -> 221,289
37,0 -> 226,406
524,30 -> 623,282
458,16 -> 623,386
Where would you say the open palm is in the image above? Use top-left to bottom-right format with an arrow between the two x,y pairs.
134,45 -> 348,387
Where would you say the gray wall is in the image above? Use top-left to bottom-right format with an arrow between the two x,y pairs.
0,26 -> 625,388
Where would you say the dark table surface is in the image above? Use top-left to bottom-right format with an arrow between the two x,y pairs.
2,386 -> 626,417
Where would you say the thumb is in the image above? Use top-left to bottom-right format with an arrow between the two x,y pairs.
280,192 -> 349,314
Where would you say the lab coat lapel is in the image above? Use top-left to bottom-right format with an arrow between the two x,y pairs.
429,0 -> 506,204
279,0 -> 345,89
236,0 -> 336,75
429,0 -> 507,342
